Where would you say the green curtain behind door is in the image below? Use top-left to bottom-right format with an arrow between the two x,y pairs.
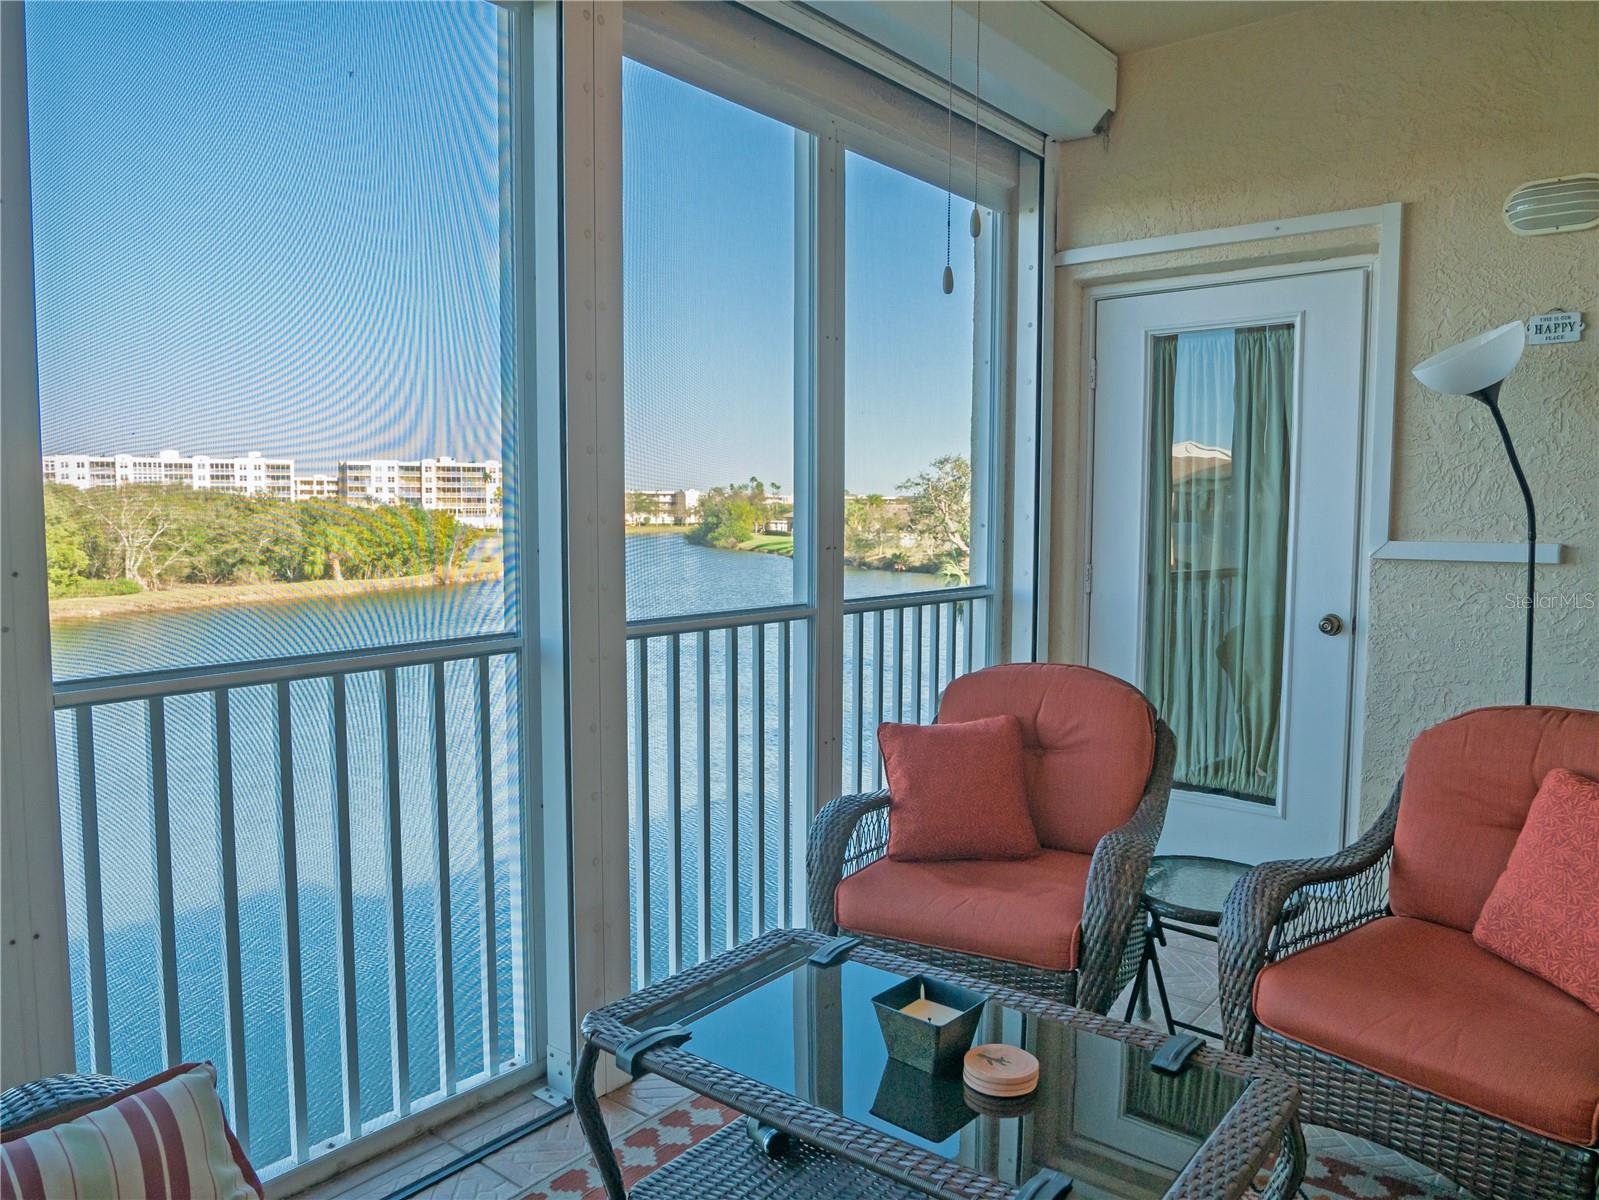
1143,325 -> 1293,803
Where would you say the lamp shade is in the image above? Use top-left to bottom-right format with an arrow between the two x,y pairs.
1412,321 -> 1526,397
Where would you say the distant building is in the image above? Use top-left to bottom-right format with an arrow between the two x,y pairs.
625,488 -> 700,526
293,474 -> 339,500
42,450 -> 295,500
41,449 -> 503,525
338,457 -> 503,528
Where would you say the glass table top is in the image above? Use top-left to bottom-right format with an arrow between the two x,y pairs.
1143,855 -> 1254,923
640,944 -> 1248,1198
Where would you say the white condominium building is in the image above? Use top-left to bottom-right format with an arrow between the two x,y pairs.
42,450 -> 503,527
42,450 -> 295,500
293,474 -> 339,500
337,457 -> 503,527
624,487 -> 701,525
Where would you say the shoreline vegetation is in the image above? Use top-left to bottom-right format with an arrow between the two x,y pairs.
45,454 -> 973,621
49,561 -> 505,622
672,456 -> 973,584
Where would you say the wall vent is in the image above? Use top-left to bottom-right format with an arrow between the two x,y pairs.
1503,173 -> 1599,236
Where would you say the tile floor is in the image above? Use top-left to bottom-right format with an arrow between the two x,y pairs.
288,929 -> 1466,1199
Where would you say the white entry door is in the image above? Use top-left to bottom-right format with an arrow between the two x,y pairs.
1087,269 -> 1367,862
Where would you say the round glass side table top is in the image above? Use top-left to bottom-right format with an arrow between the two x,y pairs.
1142,855 -> 1254,927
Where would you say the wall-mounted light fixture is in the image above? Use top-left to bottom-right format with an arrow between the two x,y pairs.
1503,173 -> 1599,236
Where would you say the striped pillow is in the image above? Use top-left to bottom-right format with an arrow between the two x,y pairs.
1,1063 -> 262,1200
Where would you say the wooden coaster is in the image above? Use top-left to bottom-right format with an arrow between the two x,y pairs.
962,1043 -> 1039,1097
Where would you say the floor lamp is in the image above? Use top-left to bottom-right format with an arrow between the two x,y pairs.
1412,321 -> 1535,705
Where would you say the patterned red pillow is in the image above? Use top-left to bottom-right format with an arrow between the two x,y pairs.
0,1062 -> 262,1199
878,715 -> 1040,862
1473,767 -> 1599,1013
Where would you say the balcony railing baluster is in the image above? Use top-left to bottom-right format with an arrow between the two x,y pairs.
148,696 -> 181,1068
945,602 -> 958,690
778,622 -> 792,924
911,605 -> 925,721
429,661 -> 457,1095
380,667 -> 411,1117
696,632 -> 713,961
665,636 -> 684,974
872,610 -> 885,791
212,690 -> 249,1146
851,612 -> 865,793
893,607 -> 905,722
632,640 -> 652,984
275,680 -> 310,1162
474,656 -> 498,1074
74,706 -> 113,1076
723,626 -> 740,950
329,675 -> 362,1139
964,599 -> 975,676
752,626 -> 767,937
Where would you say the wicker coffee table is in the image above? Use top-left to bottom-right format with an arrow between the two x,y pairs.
577,928 -> 1304,1199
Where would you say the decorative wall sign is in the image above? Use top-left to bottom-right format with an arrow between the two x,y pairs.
1527,311 -> 1585,344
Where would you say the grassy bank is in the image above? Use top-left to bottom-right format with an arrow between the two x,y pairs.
739,533 -> 794,556
48,560 -> 504,622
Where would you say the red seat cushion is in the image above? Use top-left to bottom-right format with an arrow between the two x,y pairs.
1254,915 -> 1599,1145
1390,705 -> 1599,931
835,849 -> 1092,972
936,664 -> 1156,854
877,715 -> 1040,862
1474,768 -> 1599,1013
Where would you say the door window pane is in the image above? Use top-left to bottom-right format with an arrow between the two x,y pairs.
622,60 -> 800,622
843,151 -> 989,602
1143,326 -> 1295,804
27,2 -> 513,681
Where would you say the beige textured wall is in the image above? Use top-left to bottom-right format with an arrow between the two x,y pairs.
1050,2 -> 1598,830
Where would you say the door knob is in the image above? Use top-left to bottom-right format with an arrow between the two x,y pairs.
1317,613 -> 1346,636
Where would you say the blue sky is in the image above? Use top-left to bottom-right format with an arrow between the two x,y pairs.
28,2 -> 978,494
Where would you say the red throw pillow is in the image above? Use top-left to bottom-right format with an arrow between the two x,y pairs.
1473,767 -> 1599,1013
877,715 -> 1040,862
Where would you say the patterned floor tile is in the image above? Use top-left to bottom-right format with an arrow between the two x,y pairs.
475,1099 -> 643,1187
404,1163 -> 526,1200
293,1134 -> 462,1200
435,1092 -> 559,1155
608,1074 -> 695,1117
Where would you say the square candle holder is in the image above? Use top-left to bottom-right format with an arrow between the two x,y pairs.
871,975 -> 987,1076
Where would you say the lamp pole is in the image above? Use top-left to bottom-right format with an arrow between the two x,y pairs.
1473,380 -> 1536,706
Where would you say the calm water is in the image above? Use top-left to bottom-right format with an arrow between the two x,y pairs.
52,534 -> 962,1169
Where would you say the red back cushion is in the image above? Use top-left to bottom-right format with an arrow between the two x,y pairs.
1390,706 -> 1599,931
878,715 -> 1040,862
1474,768 -> 1599,1013
936,664 -> 1156,854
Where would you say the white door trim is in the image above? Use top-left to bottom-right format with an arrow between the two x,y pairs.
1074,214 -> 1394,848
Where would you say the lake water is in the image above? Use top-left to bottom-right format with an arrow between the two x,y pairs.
50,534 -> 965,1171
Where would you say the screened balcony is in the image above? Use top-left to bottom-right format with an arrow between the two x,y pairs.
9,2 -> 1583,1199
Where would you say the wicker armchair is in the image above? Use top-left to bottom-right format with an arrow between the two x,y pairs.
1219,706 -> 1599,1200
0,1073 -> 130,1130
808,663 -> 1176,1015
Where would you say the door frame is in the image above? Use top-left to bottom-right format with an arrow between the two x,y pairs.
1064,205 -> 1402,847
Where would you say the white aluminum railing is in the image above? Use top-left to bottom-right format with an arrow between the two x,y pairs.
51,637 -> 534,1179
625,587 -> 991,987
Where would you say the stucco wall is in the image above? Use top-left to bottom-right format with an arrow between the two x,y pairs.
1050,2 -> 1598,830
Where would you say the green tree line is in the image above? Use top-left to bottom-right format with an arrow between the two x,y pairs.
44,483 -> 483,598
686,477 -> 790,549
685,456 -> 973,584
844,455 -> 971,584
